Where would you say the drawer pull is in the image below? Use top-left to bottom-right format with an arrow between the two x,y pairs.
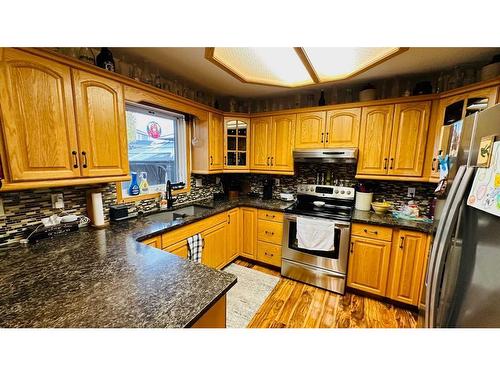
266,214 -> 275,218
265,230 -> 275,236
264,252 -> 274,257
364,229 -> 379,235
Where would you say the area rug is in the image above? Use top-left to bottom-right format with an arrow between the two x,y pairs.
223,263 -> 280,328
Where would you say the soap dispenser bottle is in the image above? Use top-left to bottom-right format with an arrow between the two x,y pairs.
128,172 -> 140,196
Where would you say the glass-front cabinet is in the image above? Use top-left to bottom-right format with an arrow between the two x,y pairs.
430,86 -> 498,179
224,117 -> 250,171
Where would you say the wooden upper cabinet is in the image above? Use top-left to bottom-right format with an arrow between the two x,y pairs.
72,69 -> 128,177
209,112 -> 224,170
271,114 -> 295,172
357,105 -> 394,175
387,230 -> 428,306
347,236 -> 392,296
295,111 -> 326,149
388,101 -> 431,177
0,49 -> 81,181
325,108 -> 360,147
224,117 -> 250,170
250,117 -> 272,170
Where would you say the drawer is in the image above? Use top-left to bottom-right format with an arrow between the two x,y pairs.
351,223 -> 393,242
257,219 -> 283,245
257,209 -> 284,223
164,240 -> 188,259
257,241 -> 282,267
141,236 -> 161,249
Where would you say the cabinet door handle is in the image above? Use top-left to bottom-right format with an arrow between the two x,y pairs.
228,214 -> 230,224
321,132 -> 324,143
210,156 -> 213,165
431,157 -> 436,171
325,132 -> 329,143
364,229 -> 378,235
81,151 -> 88,168
350,242 -> 354,253
389,158 -> 394,170
224,156 -> 227,165
267,156 -> 270,166
383,158 -> 388,170
72,151 -> 79,168
270,156 -> 274,166
399,236 -> 405,249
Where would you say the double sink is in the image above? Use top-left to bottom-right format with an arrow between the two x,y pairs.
148,204 -> 214,223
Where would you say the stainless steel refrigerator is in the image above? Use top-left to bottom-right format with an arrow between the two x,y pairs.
425,103 -> 500,328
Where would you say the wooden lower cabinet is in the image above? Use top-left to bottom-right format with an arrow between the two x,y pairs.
387,230 -> 428,305
240,207 -> 257,259
191,295 -> 226,328
347,236 -> 392,296
202,222 -> 227,269
164,240 -> 188,259
347,224 -> 430,306
226,208 -> 239,262
141,236 -> 162,249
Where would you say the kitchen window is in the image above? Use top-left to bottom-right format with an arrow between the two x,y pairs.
119,102 -> 188,200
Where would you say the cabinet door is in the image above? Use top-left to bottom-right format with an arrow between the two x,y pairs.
165,240 -> 188,259
226,208 -> 239,262
0,49 -> 80,181
388,101 -> 430,176
357,105 -> 394,175
295,111 -> 326,149
240,207 -> 257,259
325,108 -> 360,148
72,69 -> 128,177
387,230 -> 428,305
430,124 -> 452,179
224,117 -> 249,170
250,117 -> 272,170
202,222 -> 227,269
209,112 -> 224,170
141,236 -> 161,249
271,114 -> 295,172
347,236 -> 391,296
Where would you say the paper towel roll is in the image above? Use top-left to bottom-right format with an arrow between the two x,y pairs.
88,192 -> 105,227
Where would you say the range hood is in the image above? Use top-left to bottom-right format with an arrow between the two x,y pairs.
293,148 -> 358,163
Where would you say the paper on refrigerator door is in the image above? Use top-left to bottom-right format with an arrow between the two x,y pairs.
467,141 -> 500,217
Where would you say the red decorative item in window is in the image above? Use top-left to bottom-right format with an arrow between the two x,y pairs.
146,121 -> 161,139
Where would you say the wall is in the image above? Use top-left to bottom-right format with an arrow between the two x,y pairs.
0,174 -> 222,247
0,164 -> 435,247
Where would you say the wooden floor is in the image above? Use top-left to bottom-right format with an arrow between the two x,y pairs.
234,260 -> 417,328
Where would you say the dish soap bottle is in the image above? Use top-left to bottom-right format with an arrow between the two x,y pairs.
139,172 -> 149,193
128,172 -> 140,196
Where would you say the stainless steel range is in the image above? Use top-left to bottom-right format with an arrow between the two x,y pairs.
282,184 -> 355,295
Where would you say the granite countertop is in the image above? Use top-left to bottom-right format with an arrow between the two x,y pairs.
352,209 -> 435,234
0,197 -> 291,328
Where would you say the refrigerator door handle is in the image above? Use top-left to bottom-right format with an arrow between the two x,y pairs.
424,165 -> 467,325
426,166 -> 475,328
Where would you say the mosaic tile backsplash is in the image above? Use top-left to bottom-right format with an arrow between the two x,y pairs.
0,164 -> 435,247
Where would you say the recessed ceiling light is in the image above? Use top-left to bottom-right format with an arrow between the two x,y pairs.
206,47 -> 407,88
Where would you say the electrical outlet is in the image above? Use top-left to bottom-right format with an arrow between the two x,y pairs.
407,187 -> 416,198
195,178 -> 203,187
274,178 -> 280,186
51,193 -> 64,209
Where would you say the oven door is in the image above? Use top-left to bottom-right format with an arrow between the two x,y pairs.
282,214 -> 350,274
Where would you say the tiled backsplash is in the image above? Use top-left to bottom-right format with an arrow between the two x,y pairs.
0,165 -> 435,247
0,175 -> 222,247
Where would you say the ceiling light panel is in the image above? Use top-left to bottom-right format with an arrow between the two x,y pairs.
303,47 -> 404,82
212,47 -> 314,87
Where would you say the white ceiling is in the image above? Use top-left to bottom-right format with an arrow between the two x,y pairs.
114,47 -> 500,97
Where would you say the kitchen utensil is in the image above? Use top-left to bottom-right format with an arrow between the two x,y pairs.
355,191 -> 373,211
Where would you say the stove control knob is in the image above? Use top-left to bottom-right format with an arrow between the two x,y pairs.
334,190 -> 339,194
346,190 -> 352,195
340,190 -> 345,195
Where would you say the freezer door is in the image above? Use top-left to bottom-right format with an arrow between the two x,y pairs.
426,166 -> 475,327
425,165 -> 466,327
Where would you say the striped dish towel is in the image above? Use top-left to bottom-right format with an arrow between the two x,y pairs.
187,234 -> 203,263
